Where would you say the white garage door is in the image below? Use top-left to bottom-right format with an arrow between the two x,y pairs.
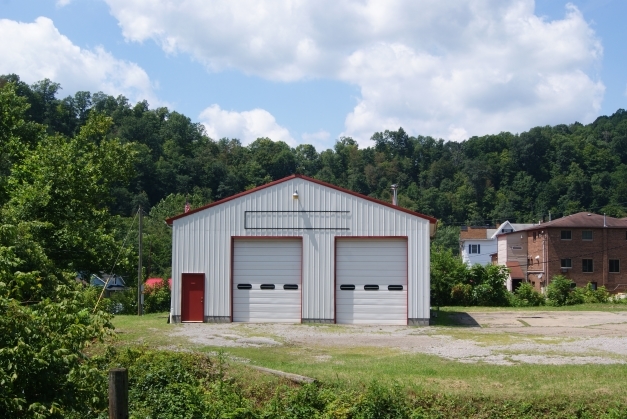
233,238 -> 302,322
336,238 -> 407,325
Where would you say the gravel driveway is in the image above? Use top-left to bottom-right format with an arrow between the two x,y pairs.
170,311 -> 627,365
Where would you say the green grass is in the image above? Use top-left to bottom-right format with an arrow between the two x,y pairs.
109,313 -> 627,404
111,312 -> 190,348
194,344 -> 627,401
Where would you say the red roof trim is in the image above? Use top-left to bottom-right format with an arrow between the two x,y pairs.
166,174 -> 437,225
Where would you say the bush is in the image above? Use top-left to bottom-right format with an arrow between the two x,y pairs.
547,277 -> 613,306
571,283 -> 611,304
0,286 -> 113,418
110,288 -> 138,315
450,283 -> 473,306
144,280 -> 171,313
510,283 -> 545,307
469,265 -> 510,306
584,284 -> 610,303
546,275 -> 574,306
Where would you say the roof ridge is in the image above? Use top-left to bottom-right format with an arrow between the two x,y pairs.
166,174 -> 437,225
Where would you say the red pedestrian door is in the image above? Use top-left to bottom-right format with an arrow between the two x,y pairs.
181,273 -> 205,322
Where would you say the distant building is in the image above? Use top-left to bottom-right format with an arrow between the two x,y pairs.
460,221 -> 534,267
90,273 -> 126,296
498,212 -> 627,293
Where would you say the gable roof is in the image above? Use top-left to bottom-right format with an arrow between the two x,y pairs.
165,174 -> 437,225
490,221 -> 535,239
521,212 -> 627,231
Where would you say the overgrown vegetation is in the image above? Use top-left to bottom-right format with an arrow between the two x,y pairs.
431,248 -> 621,308
3,73 -> 627,417
546,275 -> 613,306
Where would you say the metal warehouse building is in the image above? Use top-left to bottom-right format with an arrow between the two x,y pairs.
166,174 -> 436,325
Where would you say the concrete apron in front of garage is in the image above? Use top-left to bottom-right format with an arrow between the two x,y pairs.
169,311 -> 627,366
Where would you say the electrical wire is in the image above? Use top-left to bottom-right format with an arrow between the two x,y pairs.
92,208 -> 139,313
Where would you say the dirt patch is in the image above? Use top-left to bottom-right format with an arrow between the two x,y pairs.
170,311 -> 627,365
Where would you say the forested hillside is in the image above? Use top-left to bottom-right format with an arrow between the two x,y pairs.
0,75 -> 627,275
3,73 -> 627,277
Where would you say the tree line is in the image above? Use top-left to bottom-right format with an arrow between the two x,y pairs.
5,73 -> 627,226
3,73 -> 627,280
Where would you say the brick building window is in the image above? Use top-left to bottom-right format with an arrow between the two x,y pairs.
609,259 -> 620,273
582,230 -> 593,240
561,230 -> 572,240
590,282 -> 598,290
582,259 -> 593,272
560,259 -> 572,268
468,244 -> 480,254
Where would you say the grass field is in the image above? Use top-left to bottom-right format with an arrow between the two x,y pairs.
109,311 -> 627,406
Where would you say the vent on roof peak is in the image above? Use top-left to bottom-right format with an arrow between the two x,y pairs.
587,213 -> 592,216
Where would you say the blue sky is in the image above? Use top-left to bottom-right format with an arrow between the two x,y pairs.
1,0 -> 625,150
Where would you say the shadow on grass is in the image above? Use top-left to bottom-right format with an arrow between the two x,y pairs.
431,310 -> 481,327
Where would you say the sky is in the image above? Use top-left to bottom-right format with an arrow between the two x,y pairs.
1,0 -> 626,150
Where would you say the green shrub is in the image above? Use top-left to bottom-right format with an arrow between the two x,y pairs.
144,280 -> 171,313
547,277 -> 612,306
469,265 -> 510,306
546,275 -> 574,306
0,286 -> 113,418
109,288 -> 138,315
510,283 -> 545,307
450,283 -> 472,306
584,284 -> 610,303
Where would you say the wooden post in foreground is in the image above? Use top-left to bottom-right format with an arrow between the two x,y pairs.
109,368 -> 128,419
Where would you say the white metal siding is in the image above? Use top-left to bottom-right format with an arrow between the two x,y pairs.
336,239 -> 407,325
232,239 -> 301,322
171,177 -> 431,323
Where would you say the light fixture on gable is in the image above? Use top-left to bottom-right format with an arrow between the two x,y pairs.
293,190 -> 299,199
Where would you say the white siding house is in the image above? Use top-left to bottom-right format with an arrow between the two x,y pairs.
167,175 -> 437,326
460,221 -> 534,267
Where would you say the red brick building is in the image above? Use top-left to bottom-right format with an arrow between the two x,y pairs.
516,213 -> 627,293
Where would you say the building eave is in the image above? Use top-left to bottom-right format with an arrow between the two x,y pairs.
165,174 -> 438,226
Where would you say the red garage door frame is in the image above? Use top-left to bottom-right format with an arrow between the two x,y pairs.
181,273 -> 205,322
334,236 -> 408,325
230,236 -> 303,323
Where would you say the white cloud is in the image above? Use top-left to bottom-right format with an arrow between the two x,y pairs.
301,130 -> 332,151
56,0 -> 73,6
104,0 -> 604,144
0,17 -> 159,106
199,105 -> 295,146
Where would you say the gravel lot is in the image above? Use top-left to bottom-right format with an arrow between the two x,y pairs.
171,311 -> 627,365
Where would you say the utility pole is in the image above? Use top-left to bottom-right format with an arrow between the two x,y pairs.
137,206 -> 143,316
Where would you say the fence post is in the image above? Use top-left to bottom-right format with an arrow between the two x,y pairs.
109,368 -> 128,419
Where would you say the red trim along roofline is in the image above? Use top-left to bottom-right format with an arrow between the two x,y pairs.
166,174 -> 437,225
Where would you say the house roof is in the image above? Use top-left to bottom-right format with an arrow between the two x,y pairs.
462,221 -> 534,241
460,226 -> 494,240
506,261 -> 525,279
520,212 -> 627,231
166,174 -> 437,225
491,222 -> 536,238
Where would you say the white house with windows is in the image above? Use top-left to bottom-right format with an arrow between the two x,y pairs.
460,221 -> 534,266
